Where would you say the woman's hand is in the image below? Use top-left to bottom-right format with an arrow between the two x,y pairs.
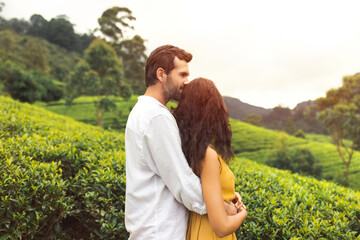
232,192 -> 246,212
224,201 -> 238,215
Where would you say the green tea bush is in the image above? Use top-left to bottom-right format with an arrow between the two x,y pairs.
0,96 -> 127,239
2,96 -> 360,239
231,158 -> 360,239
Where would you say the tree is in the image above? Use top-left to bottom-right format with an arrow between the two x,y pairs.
263,106 -> 294,133
243,113 -> 262,126
97,7 -> 147,95
98,6 -> 135,42
2,61 -> 43,103
265,134 -> 322,178
7,18 -> 30,35
117,35 -> 147,94
28,14 -> 48,38
68,38 -> 131,127
23,38 -> 49,72
47,16 -> 77,51
0,29 -> 15,59
315,73 -> 360,187
66,60 -> 100,104
1,60 -> 63,103
0,2 -> 4,13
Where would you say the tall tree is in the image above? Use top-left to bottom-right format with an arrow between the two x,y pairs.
66,60 -> 100,104
47,16 -> 77,51
118,35 -> 147,94
7,18 -> 30,35
315,73 -> 360,187
97,7 -> 147,95
0,2 -> 4,13
68,38 -> 131,127
98,6 -> 135,42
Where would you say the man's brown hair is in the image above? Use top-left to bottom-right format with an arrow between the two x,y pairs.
145,45 -> 192,87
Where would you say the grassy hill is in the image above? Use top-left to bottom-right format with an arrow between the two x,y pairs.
36,97 -> 360,191
1,96 -> 360,239
35,96 -> 138,131
230,119 -> 360,190
0,29 -> 81,82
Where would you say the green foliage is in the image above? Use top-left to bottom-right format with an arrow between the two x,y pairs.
316,73 -> 360,187
231,158 -> 360,239
0,96 -> 127,239
36,96 -> 137,131
242,113 -> 262,126
3,14 -> 95,53
98,7 -> 135,42
0,60 -> 63,103
2,96 -> 360,239
66,60 -> 100,104
0,2 -> 4,13
263,106 -> 295,133
0,29 -> 81,82
294,129 -> 306,138
231,119 -> 360,190
68,38 -> 131,127
265,136 -> 322,177
118,35 -> 147,95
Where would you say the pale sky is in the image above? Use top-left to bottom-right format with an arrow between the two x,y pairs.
2,0 -> 360,109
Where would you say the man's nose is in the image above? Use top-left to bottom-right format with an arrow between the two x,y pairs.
184,79 -> 190,85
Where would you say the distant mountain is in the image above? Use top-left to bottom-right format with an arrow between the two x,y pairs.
293,100 -> 315,110
222,96 -> 271,120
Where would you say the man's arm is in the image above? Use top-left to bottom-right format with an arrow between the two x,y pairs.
144,114 -> 207,215
144,114 -> 206,214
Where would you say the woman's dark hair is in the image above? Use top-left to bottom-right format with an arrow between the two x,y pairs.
145,45 -> 192,87
172,77 -> 234,176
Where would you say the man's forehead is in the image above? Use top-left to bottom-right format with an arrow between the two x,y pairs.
174,57 -> 189,69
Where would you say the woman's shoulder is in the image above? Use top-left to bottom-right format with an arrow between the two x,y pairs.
203,146 -> 221,168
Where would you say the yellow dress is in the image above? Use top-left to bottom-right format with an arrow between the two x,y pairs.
186,155 -> 237,240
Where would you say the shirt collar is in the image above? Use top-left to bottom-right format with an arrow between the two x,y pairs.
138,95 -> 169,111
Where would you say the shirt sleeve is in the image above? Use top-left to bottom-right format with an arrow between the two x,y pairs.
144,113 -> 207,215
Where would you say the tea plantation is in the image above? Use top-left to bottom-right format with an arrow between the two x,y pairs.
37,97 -> 360,191
1,96 -> 360,239
230,119 -> 360,191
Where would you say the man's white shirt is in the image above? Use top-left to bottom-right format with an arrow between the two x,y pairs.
125,96 -> 206,240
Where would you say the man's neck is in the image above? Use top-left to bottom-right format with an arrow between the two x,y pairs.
144,85 -> 167,106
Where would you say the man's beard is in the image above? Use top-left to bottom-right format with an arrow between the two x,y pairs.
163,76 -> 181,102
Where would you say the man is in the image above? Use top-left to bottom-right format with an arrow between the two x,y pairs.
125,45 -> 238,239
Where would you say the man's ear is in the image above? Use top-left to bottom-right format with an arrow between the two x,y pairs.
156,68 -> 167,83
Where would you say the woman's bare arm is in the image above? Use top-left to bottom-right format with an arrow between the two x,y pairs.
201,146 -> 247,238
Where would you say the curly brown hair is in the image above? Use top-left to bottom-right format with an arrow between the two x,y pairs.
172,77 -> 234,176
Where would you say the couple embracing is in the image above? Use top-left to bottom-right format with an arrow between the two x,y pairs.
125,45 -> 247,240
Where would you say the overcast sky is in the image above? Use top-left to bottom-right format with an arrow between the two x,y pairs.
2,0 -> 360,109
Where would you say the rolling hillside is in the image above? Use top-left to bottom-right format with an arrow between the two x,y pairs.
36,97 -> 360,191
1,96 -> 359,239
0,29 -> 81,82
230,119 -> 360,190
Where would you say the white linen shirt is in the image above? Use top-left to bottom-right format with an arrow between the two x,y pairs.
125,96 -> 206,240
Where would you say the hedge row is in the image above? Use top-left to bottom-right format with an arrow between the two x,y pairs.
231,158 -> 360,239
0,96 -> 127,239
1,96 -> 359,239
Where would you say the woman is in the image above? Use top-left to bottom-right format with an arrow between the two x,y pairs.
173,77 -> 247,239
